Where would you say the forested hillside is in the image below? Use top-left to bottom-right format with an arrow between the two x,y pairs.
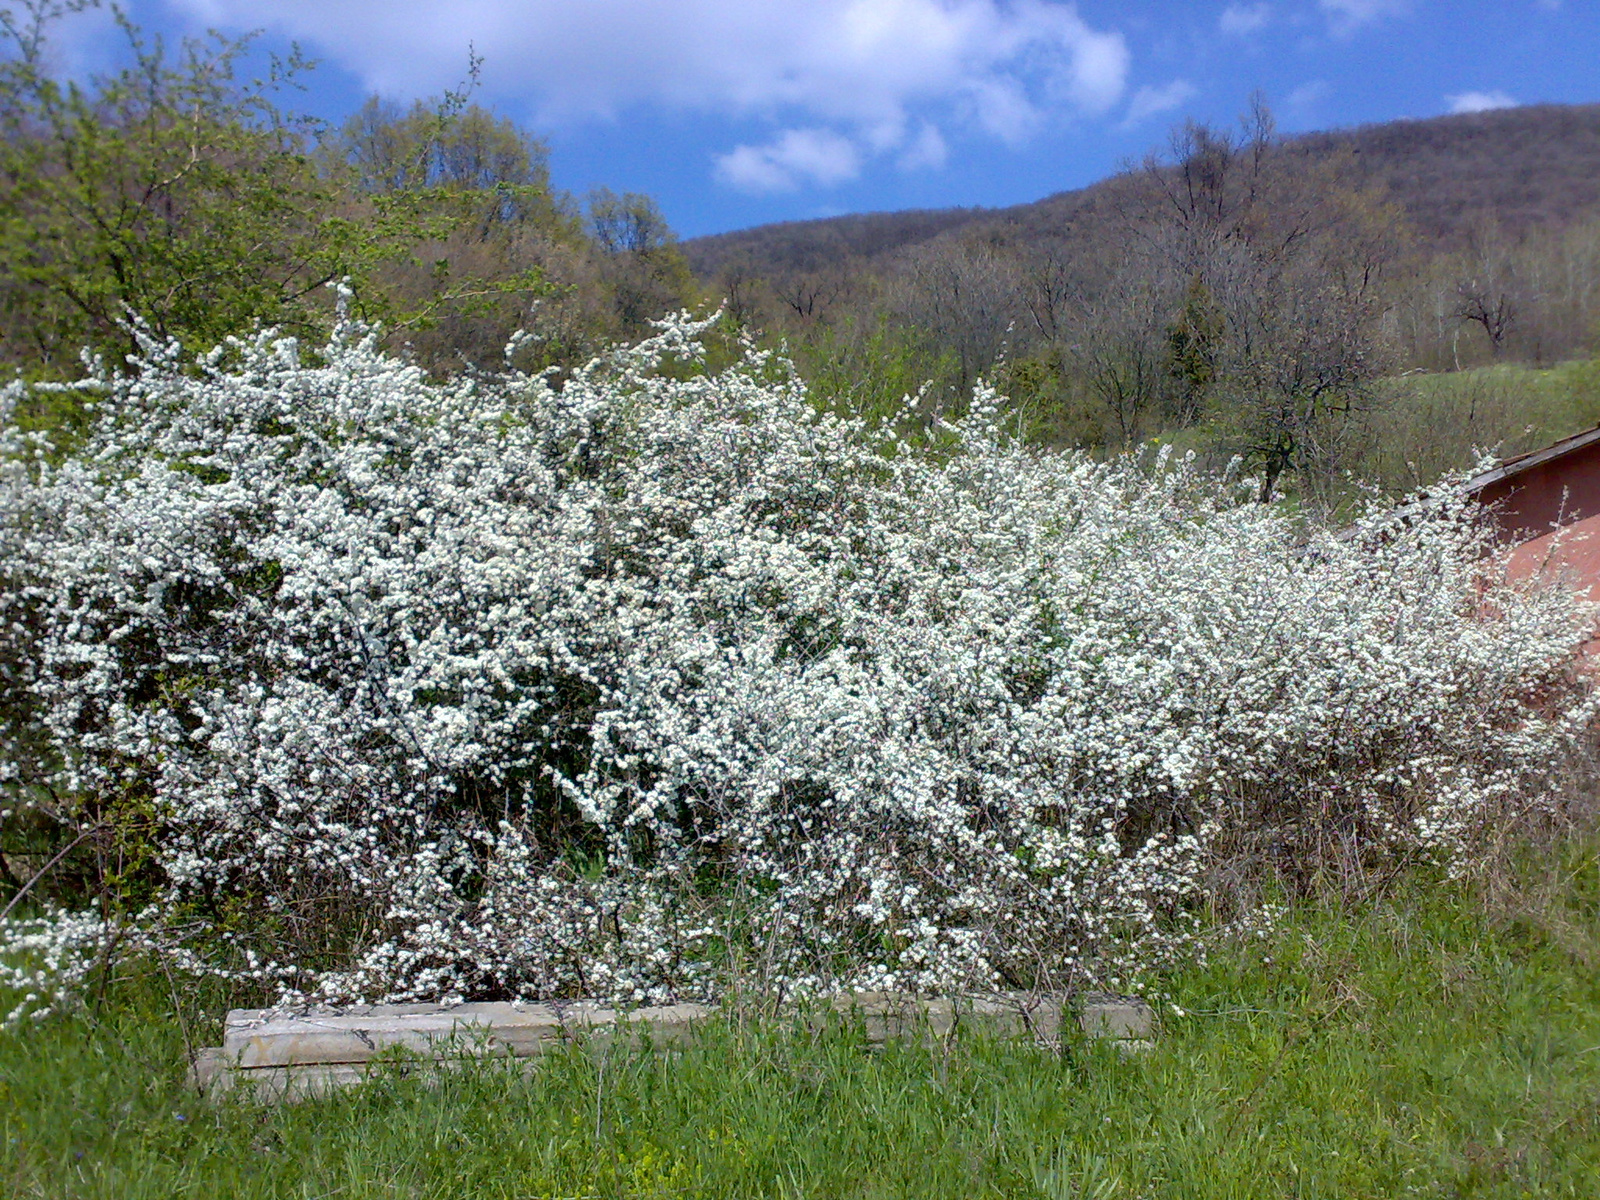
685,103 -> 1600,282
685,101 -> 1600,510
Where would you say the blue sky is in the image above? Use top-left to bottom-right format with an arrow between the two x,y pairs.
48,1 -> 1600,238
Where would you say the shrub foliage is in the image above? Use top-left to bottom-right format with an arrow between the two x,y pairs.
0,313 -> 1593,1019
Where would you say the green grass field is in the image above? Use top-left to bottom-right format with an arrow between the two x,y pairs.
4,843 -> 1599,1199
1359,358 -> 1600,495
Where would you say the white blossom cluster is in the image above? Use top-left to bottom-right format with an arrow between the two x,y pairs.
1,314 -> 1593,1019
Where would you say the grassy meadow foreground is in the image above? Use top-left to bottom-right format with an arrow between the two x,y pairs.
4,843 -> 1599,1200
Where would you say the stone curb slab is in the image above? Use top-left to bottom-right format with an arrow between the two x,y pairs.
222,1000 -> 710,1068
196,992 -> 1152,1100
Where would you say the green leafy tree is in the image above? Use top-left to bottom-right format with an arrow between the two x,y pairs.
0,3 -> 679,395
795,311 -> 960,432
323,86 -> 592,372
1163,276 -> 1223,426
0,1 -> 355,377
586,187 -> 697,335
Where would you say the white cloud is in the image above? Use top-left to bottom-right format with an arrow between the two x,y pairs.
1319,0 -> 1410,35
1218,3 -> 1271,36
1446,90 -> 1518,114
714,128 -> 864,193
162,0 -> 1129,191
898,123 -> 949,171
1120,80 -> 1197,129
166,1 -> 1129,152
716,117 -> 948,192
966,77 -> 1046,143
24,2 -> 124,79
1286,80 -> 1332,113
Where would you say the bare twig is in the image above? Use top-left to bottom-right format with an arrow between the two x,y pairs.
0,822 -> 104,923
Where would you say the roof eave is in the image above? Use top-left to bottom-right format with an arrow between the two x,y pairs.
1464,422 -> 1600,495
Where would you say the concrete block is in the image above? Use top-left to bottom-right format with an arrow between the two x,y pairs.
968,993 -> 1066,1041
221,999 -> 719,1068
211,1060 -> 388,1102
224,1004 -> 522,1067
548,1000 -> 713,1050
809,991 -> 1065,1043
198,987 -> 1152,1102
1077,994 -> 1154,1040
187,1046 -> 228,1092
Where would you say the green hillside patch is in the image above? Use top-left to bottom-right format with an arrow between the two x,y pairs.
1360,359 -> 1600,494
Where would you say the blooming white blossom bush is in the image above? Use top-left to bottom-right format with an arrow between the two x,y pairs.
0,313 -> 1593,1020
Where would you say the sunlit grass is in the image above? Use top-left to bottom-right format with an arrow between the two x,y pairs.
1359,357 -> 1600,495
5,844 -> 1600,1198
